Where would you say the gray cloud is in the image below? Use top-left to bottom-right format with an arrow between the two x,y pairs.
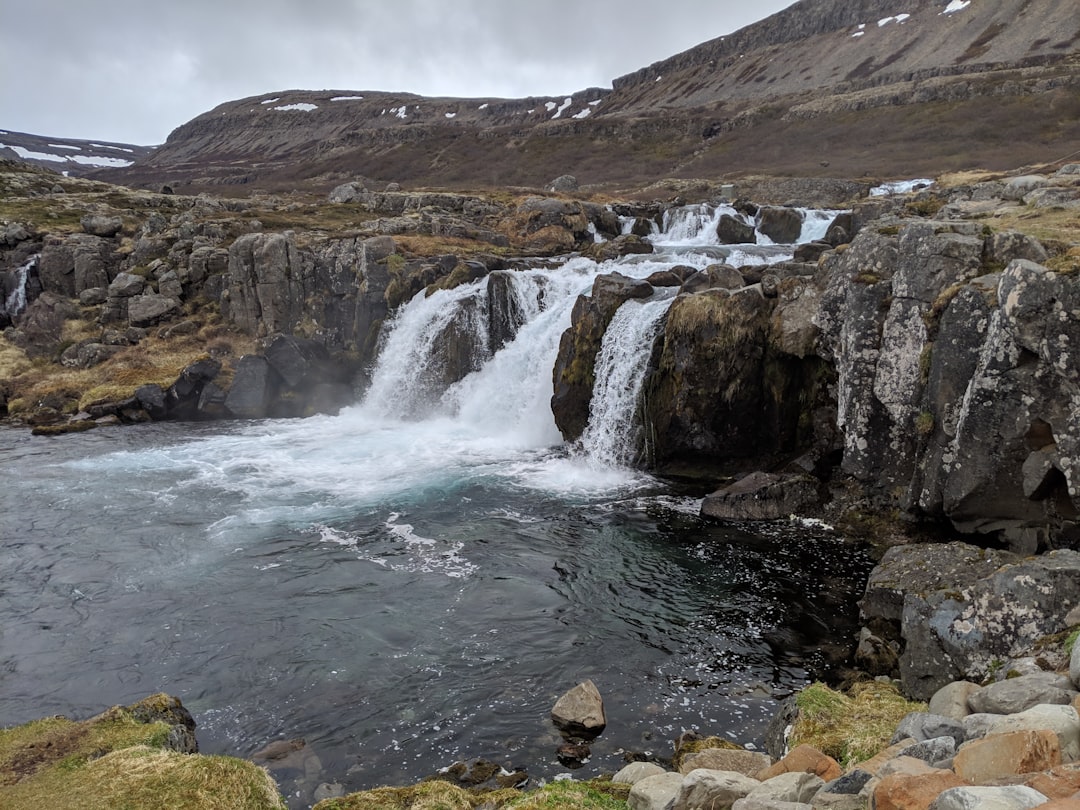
1,0 -> 792,144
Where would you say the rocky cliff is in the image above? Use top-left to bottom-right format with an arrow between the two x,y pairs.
87,0 -> 1080,193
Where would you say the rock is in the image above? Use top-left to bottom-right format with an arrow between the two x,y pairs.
1002,175 -> 1049,201
717,214 -> 757,245
79,286 -> 108,305
793,241 -> 831,263
1073,640 -> 1080,691
900,551 -> 1080,699
928,682 -> 983,721
986,231 -> 1049,266
928,785 -> 1050,810
679,748 -> 772,777
613,761 -> 669,785
584,233 -> 655,261
548,174 -> 579,193
891,714 -> 965,748
952,729 -> 1061,784
679,263 -> 745,294
1024,764 -> 1080,800
756,207 -> 805,244
629,771 -> 685,810
556,742 -> 591,767
135,384 -> 168,420
820,769 -> 873,795
895,736 -> 957,767
746,771 -> 823,804
224,355 -> 279,419
313,782 -> 344,802
157,270 -> 184,300
551,679 -> 606,739
701,471 -> 821,521
977,705 -> 1080,761
825,213 -> 854,246
328,181 -> 366,203
732,800 -> 812,810
128,292 -> 180,327
672,769 -> 760,810
108,272 -> 146,298
967,672 -> 1077,715
81,215 -> 123,238
757,745 -> 841,783
872,770 -> 967,810
856,628 -> 900,676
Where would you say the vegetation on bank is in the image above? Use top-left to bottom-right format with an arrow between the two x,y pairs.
0,697 -> 285,810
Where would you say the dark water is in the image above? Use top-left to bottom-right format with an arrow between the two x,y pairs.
0,419 -> 870,806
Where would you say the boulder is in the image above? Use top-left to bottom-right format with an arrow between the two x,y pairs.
757,745 -> 842,783
672,769 -> 760,810
679,264 -> 745,294
895,736 -> 957,766
928,682 -> 983,721
732,800 -> 812,810
584,233 -> 655,262
679,748 -> 772,777
872,770 -> 967,810
717,214 -> 757,245
1072,639 -> 1080,691
613,762 -> 669,785
81,214 -> 123,238
952,729 -> 1061,784
928,785 -> 1050,810
629,772 -> 685,810
548,174 -> 579,193
108,272 -> 146,298
745,771 -> 823,804
967,672 -> 1077,715
756,207 -> 805,244
128,292 -> 180,327
976,705 -> 1080,762
900,551 -> 1080,699
701,472 -> 822,521
891,713 -> 966,748
1002,175 -> 1049,201
551,680 -> 606,739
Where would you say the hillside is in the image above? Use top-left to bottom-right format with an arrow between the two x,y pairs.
0,131 -> 154,176
85,0 -> 1080,194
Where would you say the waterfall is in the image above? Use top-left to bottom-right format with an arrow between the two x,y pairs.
357,201 -> 844,466
577,294 -> 673,466
1,256 -> 33,322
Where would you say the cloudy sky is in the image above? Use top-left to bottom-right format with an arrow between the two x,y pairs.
2,0 -> 793,146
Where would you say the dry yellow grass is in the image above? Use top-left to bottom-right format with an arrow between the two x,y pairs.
789,681 -> 926,767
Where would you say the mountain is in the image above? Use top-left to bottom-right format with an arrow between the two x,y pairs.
94,0 -> 1080,192
0,130 -> 154,176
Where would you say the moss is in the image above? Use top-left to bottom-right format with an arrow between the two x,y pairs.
915,411 -> 935,438
904,198 -> 945,217
876,225 -> 901,237
31,421 -> 98,436
1066,628 -> 1080,657
790,681 -> 926,768
0,700 -> 286,810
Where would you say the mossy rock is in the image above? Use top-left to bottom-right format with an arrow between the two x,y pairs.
31,421 -> 98,436
0,694 -> 286,810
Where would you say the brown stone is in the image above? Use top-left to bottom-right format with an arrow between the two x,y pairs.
1026,765 -> 1080,800
1038,799 -> 1080,810
871,771 -> 968,810
854,739 -> 917,776
756,744 -> 841,782
953,729 -> 1061,784
679,747 -> 771,776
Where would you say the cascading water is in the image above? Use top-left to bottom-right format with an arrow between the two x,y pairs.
0,203 -> 867,809
577,294 -> 673,466
1,255 -> 33,323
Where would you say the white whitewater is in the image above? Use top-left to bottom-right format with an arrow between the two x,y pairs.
577,293 -> 673,466
2,255 -> 33,320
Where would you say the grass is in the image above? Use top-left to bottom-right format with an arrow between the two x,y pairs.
312,779 -> 629,810
789,681 -> 926,768
0,699 -> 286,810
